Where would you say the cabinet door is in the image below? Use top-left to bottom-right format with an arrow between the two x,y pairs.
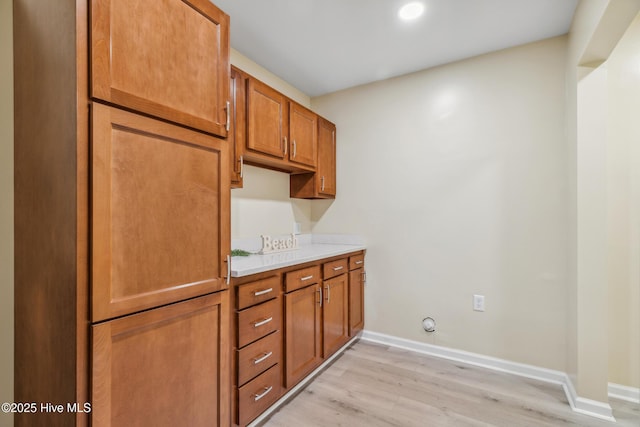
91,0 -> 230,137
349,268 -> 365,336
289,117 -> 335,199
247,77 -> 288,159
317,117 -> 336,197
92,291 -> 230,427
285,284 -> 322,388
92,103 -> 230,322
289,102 -> 317,168
323,274 -> 349,357
230,67 -> 246,188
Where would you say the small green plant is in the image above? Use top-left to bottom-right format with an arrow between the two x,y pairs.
231,249 -> 252,257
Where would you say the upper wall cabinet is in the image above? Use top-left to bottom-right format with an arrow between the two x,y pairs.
290,117 -> 336,199
243,73 -> 320,173
230,67 -> 247,188
288,102 -> 317,168
231,67 -> 337,196
246,76 -> 289,162
91,0 -> 230,137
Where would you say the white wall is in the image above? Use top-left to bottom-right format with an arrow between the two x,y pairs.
0,0 -> 14,426
564,0 -> 610,390
606,13 -> 640,389
311,37 -> 569,370
576,65 -> 609,402
566,0 -> 640,402
230,49 -> 313,239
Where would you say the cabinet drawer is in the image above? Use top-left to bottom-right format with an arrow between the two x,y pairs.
238,364 -> 282,427
237,298 -> 280,348
285,265 -> 321,292
323,258 -> 348,279
237,276 -> 279,310
349,254 -> 365,270
237,331 -> 281,386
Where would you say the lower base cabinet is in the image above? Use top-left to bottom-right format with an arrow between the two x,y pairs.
322,274 -> 349,356
92,291 -> 230,427
232,250 -> 365,426
237,364 -> 282,426
285,283 -> 322,387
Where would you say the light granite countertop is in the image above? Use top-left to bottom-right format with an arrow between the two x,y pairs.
231,234 -> 366,277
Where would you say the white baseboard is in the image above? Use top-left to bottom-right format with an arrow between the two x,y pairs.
360,330 -> 616,422
609,382 -> 640,403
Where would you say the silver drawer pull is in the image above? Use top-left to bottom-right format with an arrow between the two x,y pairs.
254,288 -> 273,297
253,351 -> 273,365
355,260 -> 364,265
254,386 -> 273,402
253,317 -> 273,328
300,275 -> 314,281
332,266 -> 344,271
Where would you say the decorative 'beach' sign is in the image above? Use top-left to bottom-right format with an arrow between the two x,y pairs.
260,234 -> 299,254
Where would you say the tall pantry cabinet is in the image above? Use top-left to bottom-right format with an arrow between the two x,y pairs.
14,0 -> 232,426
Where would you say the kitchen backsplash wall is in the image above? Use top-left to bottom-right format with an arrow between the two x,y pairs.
231,164 -> 312,239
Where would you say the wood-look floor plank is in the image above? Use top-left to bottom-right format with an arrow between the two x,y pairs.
261,341 -> 640,427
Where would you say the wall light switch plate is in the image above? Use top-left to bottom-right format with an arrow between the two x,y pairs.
293,222 -> 302,235
473,294 -> 485,312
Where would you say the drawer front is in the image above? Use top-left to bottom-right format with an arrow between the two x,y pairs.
237,298 -> 280,348
349,253 -> 365,270
237,276 -> 280,310
238,364 -> 282,426
323,258 -> 348,279
237,331 -> 281,386
285,265 -> 321,293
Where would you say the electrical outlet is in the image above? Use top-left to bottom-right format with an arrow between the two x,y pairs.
293,222 -> 301,235
473,294 -> 485,312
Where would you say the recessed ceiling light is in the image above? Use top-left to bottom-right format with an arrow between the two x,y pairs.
398,2 -> 425,21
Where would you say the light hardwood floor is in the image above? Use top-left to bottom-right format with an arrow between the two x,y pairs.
261,340 -> 639,427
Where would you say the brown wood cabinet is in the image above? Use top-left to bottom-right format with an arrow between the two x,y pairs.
233,70 -> 321,175
230,250 -> 364,425
246,77 -> 289,162
229,67 -> 339,194
348,254 -> 366,336
91,0 -> 230,137
285,282 -> 323,387
14,1 -> 232,426
232,274 -> 284,426
321,258 -> 350,356
290,117 -> 337,199
230,66 -> 247,188
91,103 -> 229,322
288,101 -> 318,168
237,364 -> 282,426
92,292 -> 230,427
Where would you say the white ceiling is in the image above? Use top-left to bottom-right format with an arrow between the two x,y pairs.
212,0 -> 579,97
